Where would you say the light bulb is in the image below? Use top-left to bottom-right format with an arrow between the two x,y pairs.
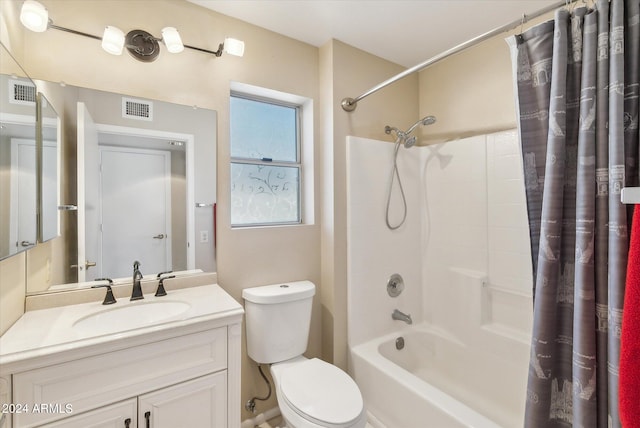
20,0 -> 49,33
101,26 -> 125,55
223,37 -> 245,57
162,27 -> 184,53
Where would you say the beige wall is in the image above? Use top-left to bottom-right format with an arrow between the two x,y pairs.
418,35 -> 517,143
0,254 -> 25,335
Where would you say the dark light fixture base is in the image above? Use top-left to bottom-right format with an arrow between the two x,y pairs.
126,29 -> 160,62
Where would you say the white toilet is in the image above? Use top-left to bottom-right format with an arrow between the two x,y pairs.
243,280 -> 367,428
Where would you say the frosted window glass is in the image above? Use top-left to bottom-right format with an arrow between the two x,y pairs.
231,163 -> 300,225
230,96 -> 297,162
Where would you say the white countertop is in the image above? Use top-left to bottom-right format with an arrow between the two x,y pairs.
0,284 -> 243,367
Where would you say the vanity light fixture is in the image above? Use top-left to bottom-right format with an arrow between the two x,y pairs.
19,0 -> 245,62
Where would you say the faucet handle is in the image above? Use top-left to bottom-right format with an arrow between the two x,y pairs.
92,278 -> 116,305
155,275 -> 175,297
156,270 -> 173,279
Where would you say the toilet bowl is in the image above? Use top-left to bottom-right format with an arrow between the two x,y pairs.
242,281 -> 366,428
270,357 -> 367,428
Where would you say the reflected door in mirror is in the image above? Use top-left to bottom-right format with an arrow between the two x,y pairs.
10,139 -> 37,250
100,146 -> 171,279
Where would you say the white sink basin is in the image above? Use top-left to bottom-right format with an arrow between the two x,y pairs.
72,300 -> 191,335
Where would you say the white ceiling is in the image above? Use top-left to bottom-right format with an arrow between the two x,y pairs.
187,0 -> 561,67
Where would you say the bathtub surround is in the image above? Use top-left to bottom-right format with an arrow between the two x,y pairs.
510,1 -> 640,426
346,132 -> 533,426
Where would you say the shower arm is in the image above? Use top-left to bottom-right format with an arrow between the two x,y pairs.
340,0 -> 579,112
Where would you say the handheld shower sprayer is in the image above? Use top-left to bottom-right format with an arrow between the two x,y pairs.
385,115 -> 437,148
384,115 -> 437,230
405,115 -> 437,136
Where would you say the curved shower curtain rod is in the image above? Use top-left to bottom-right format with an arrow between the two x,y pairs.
340,0 -> 579,112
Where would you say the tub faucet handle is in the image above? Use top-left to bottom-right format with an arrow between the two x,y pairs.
387,273 -> 404,297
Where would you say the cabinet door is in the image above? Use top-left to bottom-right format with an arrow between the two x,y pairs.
41,398 -> 136,428
139,372 -> 227,428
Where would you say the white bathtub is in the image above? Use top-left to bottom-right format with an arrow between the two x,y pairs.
350,325 -> 525,428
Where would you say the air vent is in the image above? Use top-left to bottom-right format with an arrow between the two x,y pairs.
122,97 -> 153,121
8,78 -> 36,105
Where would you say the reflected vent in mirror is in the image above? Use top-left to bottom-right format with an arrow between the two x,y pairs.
8,78 -> 36,105
122,97 -> 153,121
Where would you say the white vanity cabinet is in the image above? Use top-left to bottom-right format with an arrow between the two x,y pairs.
0,284 -> 244,428
41,399 -> 137,428
138,372 -> 227,428
43,372 -> 227,428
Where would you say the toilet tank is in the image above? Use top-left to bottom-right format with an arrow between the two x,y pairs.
242,281 -> 315,364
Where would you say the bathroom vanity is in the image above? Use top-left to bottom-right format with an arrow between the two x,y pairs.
0,284 -> 243,428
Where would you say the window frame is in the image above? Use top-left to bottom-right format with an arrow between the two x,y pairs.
230,91 -> 303,227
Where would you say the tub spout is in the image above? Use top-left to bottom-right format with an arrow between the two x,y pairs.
392,309 -> 412,324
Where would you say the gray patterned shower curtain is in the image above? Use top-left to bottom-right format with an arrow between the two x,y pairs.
509,0 -> 639,426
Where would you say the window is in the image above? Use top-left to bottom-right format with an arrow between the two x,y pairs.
230,93 -> 302,226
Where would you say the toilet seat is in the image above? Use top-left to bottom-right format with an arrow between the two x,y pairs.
278,358 -> 365,428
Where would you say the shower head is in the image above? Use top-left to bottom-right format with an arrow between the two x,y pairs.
422,115 -> 437,126
404,135 -> 417,148
385,115 -> 437,148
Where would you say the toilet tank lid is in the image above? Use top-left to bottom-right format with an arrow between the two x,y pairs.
242,280 -> 316,304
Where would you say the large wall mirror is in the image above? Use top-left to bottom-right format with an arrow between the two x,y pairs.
0,44 -> 38,260
26,81 -> 217,295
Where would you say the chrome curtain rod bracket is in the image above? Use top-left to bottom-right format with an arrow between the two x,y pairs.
340,0 -> 579,112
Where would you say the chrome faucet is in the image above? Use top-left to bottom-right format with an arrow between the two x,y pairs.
392,309 -> 412,324
131,261 -> 144,301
